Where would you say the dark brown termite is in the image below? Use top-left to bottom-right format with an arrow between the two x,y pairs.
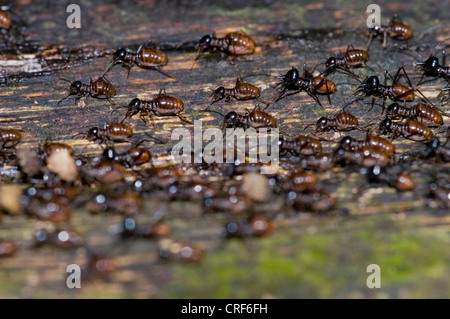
33,228 -> 83,249
333,145 -> 391,168
425,137 -> 450,162
379,118 -> 434,141
315,112 -> 360,133
0,240 -> 17,258
118,88 -> 191,124
81,160 -> 127,185
119,217 -> 171,239
58,76 -> 116,105
415,51 -> 450,85
279,134 -> 323,156
104,43 -> 173,79
102,145 -> 151,167
158,240 -> 203,263
367,14 -> 413,49
80,123 -> 133,144
225,216 -> 273,238
207,105 -> 277,130
320,44 -> 370,77
192,31 -> 256,67
87,192 -> 143,215
275,66 -> 336,107
278,171 -> 318,192
210,76 -> 266,105
24,201 -> 71,222
288,189 -> 337,212
386,102 -> 445,127
367,166 -> 416,191
354,66 -> 433,113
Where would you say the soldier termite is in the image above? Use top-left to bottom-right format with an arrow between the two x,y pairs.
79,123 -> 133,145
415,50 -> 450,85
320,44 -> 370,77
354,66 -> 431,113
275,65 -> 336,108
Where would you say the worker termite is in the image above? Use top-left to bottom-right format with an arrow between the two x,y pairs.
275,66 -> 336,107
33,228 -> 83,249
192,31 -> 256,67
367,166 -> 416,191
379,118 -> 434,141
80,123 -> 133,144
354,66 -> 422,113
225,216 -> 273,238
1,128 -> 21,149
210,76 -> 266,105
333,145 -> 391,168
415,51 -> 450,85
288,189 -> 336,212
278,134 -> 322,156
81,160 -> 127,185
320,44 -> 370,77
87,192 -> 143,215
24,201 -> 71,222
425,137 -> 450,162
119,217 -> 171,239
339,134 -> 395,156
0,240 -> 17,257
278,171 -> 318,192
104,43 -> 173,79
0,9 -> 12,32
119,88 -> 191,124
158,239 -> 203,263
429,179 -> 450,209
102,145 -> 151,167
367,14 -> 413,49
386,102 -> 444,127
207,104 -> 277,130
315,112 -> 360,133
57,76 -> 116,105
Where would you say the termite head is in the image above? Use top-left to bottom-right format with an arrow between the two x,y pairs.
316,117 -> 329,132
417,55 -> 439,71
69,81 -> 83,95
281,67 -> 300,87
379,118 -> 393,133
385,103 -> 400,116
361,76 -> 379,92
197,34 -> 213,51
87,127 -> 100,140
211,87 -> 225,101
223,111 -> 238,128
325,57 -> 337,69
112,48 -> 127,64
128,98 -> 142,112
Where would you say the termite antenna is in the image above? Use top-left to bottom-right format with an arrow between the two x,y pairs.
190,49 -> 201,70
